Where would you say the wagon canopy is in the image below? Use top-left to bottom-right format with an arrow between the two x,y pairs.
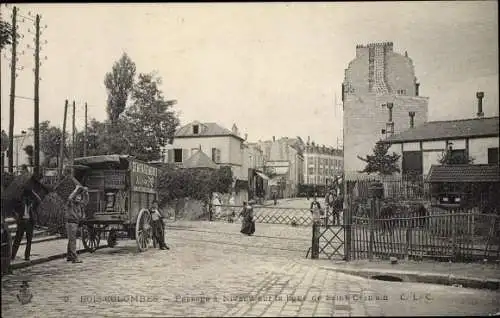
73,155 -> 132,169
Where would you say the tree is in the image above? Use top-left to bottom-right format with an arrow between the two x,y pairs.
438,147 -> 474,165
0,20 -> 18,50
357,140 -> 401,175
123,72 -> 180,162
30,121 -> 68,168
104,53 -> 136,123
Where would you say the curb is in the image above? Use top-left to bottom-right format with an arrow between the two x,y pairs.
9,244 -> 109,271
321,266 -> 500,291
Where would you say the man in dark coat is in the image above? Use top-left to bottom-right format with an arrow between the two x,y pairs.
11,190 -> 39,261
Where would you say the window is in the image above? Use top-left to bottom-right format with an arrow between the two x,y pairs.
174,149 -> 183,163
397,89 -> 407,95
211,148 -> 221,163
402,151 -> 423,175
488,148 -> 499,165
193,125 -> 199,134
308,167 -> 314,175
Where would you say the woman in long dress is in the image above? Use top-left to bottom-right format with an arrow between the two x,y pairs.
240,201 -> 255,235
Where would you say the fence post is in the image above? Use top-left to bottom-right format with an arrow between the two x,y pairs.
311,220 -> 320,259
208,203 -> 213,221
368,198 -> 375,261
451,209 -> 456,261
405,227 -> 411,261
344,198 -> 351,261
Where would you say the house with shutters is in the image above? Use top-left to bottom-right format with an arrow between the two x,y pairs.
163,121 -> 252,202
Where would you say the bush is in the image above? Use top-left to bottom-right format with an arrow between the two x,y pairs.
158,166 -> 233,207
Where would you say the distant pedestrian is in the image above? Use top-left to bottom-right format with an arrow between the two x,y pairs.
227,193 -> 236,223
240,201 -> 255,236
11,190 -> 39,261
310,196 -> 323,223
272,192 -> 278,205
212,193 -> 222,219
150,200 -> 169,250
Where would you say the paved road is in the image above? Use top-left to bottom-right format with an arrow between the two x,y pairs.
2,221 -> 499,317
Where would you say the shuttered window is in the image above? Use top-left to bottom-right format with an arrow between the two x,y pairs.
174,149 -> 183,163
211,148 -> 221,163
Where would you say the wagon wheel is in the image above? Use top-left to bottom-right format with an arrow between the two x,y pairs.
136,209 -> 153,252
81,224 -> 101,253
107,229 -> 118,248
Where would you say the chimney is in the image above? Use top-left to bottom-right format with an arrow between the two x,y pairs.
387,103 -> 394,122
409,111 -> 415,128
273,136 -> 275,142
244,133 -> 248,141
476,92 -> 484,118
415,83 -> 420,96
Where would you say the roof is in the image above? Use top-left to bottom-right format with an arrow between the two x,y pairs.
183,150 -> 218,169
427,164 -> 500,183
383,116 -> 499,143
175,122 -> 244,140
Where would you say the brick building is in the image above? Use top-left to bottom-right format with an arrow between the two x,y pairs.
342,42 -> 429,180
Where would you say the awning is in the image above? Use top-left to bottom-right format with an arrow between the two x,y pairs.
255,171 -> 270,180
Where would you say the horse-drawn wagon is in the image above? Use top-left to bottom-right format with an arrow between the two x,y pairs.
71,155 -> 161,252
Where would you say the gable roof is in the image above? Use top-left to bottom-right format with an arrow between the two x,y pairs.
175,122 -> 244,140
183,150 -> 218,169
383,116 -> 499,143
427,164 -> 500,183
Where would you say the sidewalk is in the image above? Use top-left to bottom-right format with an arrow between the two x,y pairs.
313,258 -> 500,291
8,237 -> 106,271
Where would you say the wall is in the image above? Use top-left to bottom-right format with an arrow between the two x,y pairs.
389,136 -> 499,176
343,42 -> 429,179
469,137 -> 499,164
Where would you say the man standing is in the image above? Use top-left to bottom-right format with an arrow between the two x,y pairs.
65,185 -> 88,263
150,200 -> 169,250
11,191 -> 38,261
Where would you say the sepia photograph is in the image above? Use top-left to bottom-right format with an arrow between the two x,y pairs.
0,2 -> 499,317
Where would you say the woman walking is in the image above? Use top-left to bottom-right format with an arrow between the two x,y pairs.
239,200 -> 255,236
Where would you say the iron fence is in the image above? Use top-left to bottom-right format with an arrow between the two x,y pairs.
210,204 -> 313,226
350,207 -> 500,262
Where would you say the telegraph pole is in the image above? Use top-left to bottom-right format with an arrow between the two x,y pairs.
84,102 -> 88,156
58,100 -> 68,178
72,100 -> 76,173
8,6 -> 17,174
33,13 -> 41,178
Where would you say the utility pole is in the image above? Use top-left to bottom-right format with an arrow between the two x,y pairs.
72,100 -> 76,175
58,100 -> 68,179
8,6 -> 17,174
33,13 -> 41,178
84,102 -> 88,156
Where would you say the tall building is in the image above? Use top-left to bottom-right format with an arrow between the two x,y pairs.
342,42 -> 429,179
303,137 -> 343,186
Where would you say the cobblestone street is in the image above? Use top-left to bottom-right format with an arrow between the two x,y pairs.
2,220 -> 499,317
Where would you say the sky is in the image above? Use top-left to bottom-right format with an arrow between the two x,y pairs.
1,2 -> 498,148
